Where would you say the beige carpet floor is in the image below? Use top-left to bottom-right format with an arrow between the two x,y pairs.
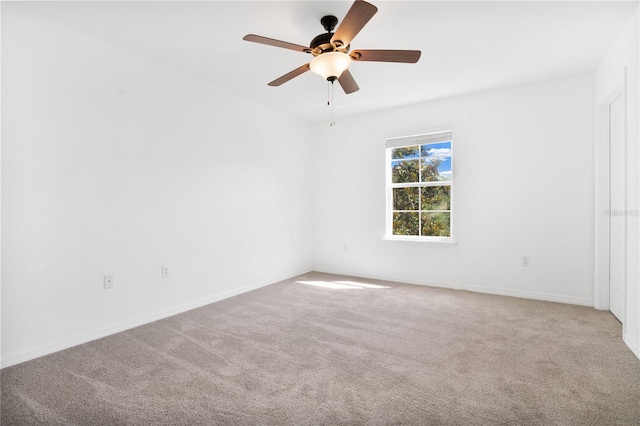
2,271 -> 640,425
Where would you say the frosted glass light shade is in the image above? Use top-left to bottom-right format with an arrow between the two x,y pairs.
310,52 -> 352,80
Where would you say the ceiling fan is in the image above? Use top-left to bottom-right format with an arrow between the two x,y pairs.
243,0 -> 421,95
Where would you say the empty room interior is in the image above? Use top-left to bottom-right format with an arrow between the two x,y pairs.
2,0 -> 640,424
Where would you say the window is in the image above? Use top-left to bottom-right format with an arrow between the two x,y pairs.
386,130 -> 452,240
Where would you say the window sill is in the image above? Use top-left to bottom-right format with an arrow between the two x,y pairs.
383,236 -> 457,245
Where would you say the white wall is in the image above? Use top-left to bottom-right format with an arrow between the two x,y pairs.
3,3 -> 636,368
1,5 -> 312,366
312,74 -> 595,306
594,7 -> 640,358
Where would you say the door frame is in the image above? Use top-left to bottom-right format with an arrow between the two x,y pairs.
594,69 -> 627,333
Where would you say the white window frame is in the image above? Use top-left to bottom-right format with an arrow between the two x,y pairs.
385,129 -> 454,242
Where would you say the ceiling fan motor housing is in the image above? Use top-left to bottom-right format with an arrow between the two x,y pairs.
310,16 -> 349,55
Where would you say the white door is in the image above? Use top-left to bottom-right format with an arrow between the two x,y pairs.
609,93 -> 625,323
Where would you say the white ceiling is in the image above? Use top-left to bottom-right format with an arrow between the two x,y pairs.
13,1 -> 639,124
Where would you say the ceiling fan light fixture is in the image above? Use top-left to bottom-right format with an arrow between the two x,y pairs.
310,52 -> 352,80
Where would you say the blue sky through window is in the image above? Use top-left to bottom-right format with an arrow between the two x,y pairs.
422,141 -> 451,180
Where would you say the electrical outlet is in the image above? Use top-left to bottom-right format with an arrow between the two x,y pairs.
162,265 -> 169,278
104,275 -> 114,289
522,256 -> 530,267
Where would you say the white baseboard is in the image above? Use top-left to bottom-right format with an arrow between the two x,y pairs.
464,283 -> 593,306
311,267 -> 593,307
1,268 -> 311,369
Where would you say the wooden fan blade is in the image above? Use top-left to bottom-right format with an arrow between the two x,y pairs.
268,64 -> 311,87
351,49 -> 421,63
331,1 -> 378,48
243,34 -> 310,53
338,69 -> 359,94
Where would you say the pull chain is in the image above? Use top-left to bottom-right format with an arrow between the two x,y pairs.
330,80 -> 335,127
327,80 -> 336,127
327,80 -> 331,106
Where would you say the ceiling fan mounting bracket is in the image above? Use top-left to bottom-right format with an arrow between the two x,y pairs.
320,15 -> 338,32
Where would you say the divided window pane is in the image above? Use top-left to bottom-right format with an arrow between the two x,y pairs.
421,212 -> 450,237
421,186 -> 450,210
392,159 -> 420,183
391,146 -> 419,159
393,187 -> 419,210
421,142 -> 452,182
393,212 -> 419,236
